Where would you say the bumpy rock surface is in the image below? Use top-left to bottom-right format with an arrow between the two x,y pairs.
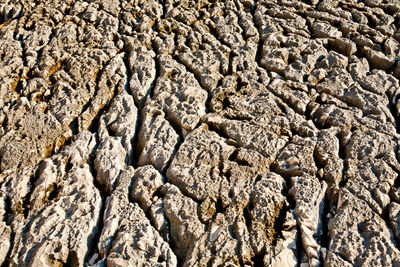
0,0 -> 400,266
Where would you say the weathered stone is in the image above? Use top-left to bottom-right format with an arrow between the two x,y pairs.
167,125 -> 235,202
389,202 -> 400,244
0,222 -> 11,266
289,174 -> 327,265
151,54 -> 208,133
275,136 -> 318,177
329,38 -> 357,56
129,46 -> 156,107
161,183 -> 205,261
10,164 -> 101,266
2,1 -> 400,266
327,189 -> 400,266
97,167 -> 177,266
94,136 -> 126,194
137,104 -> 180,173
130,165 -> 164,211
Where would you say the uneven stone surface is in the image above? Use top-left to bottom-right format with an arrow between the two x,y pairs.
1,0 -> 400,266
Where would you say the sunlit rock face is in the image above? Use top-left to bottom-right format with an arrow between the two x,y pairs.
1,0 -> 400,266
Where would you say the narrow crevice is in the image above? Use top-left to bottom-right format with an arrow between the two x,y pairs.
269,165 -> 296,209
3,194 -> 13,226
338,159 -> 348,188
121,50 -> 133,95
243,202 -> 252,229
272,202 -> 289,246
161,0 -> 167,19
69,117 -> 79,136
131,110 -> 143,169
215,197 -> 227,214
148,50 -> 160,101
65,158 -> 73,173
14,79 -> 23,96
47,183 -> 60,202
254,27 -> 264,71
160,139 -> 183,179
22,167 -> 41,219
87,106 -> 106,134
335,132 -> 347,160
85,143 -> 108,265
205,88 -> 213,114
385,90 -> 400,134
63,250 -> 73,267
172,54 -> 209,94
227,50 -> 234,76
164,114 -> 184,140
320,190 -> 331,250
204,121 -> 232,141
162,212 -> 184,267
251,251 -> 265,267
394,173 -> 400,189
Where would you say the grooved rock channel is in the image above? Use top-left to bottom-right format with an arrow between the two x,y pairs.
0,0 -> 400,266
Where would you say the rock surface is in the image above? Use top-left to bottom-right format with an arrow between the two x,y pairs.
0,0 -> 400,266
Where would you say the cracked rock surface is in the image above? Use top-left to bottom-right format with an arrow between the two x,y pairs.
1,0 -> 400,266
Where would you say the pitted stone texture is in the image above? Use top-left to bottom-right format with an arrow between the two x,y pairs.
151,54 -> 208,134
289,174 -> 327,266
275,136 -> 318,177
97,167 -> 177,266
344,128 -> 400,215
315,129 -> 344,184
327,189 -> 400,266
10,164 -> 101,266
130,165 -> 165,211
137,104 -> 180,173
128,46 -> 156,107
167,125 -> 236,202
161,183 -> 205,262
2,0 -> 400,266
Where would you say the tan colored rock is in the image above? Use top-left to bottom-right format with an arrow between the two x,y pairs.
10,164 -> 101,266
289,174 -> 327,266
130,165 -> 164,211
167,125 -> 235,202
0,222 -> 11,266
94,136 -> 126,194
365,48 -> 393,71
129,46 -> 156,107
2,1 -> 400,266
327,189 -> 400,266
275,136 -> 318,177
137,104 -> 180,172
312,21 -> 342,39
97,167 -> 177,266
315,129 -> 344,184
329,38 -> 357,56
151,55 -> 208,133
389,202 -> 400,244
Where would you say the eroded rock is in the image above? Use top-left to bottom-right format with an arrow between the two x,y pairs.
1,1 -> 400,266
